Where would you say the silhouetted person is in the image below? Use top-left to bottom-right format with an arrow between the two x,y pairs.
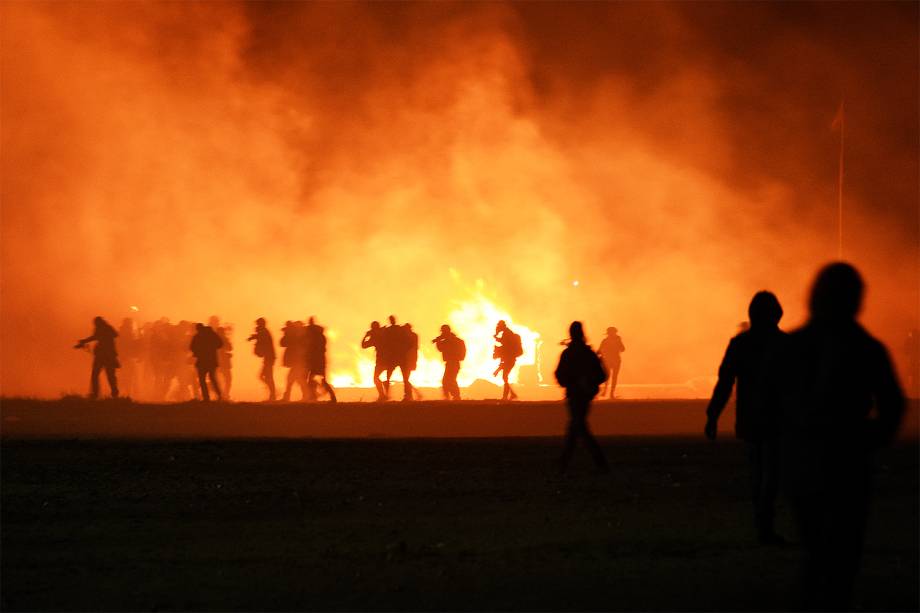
190,323 -> 223,402
209,316 -> 233,400
401,323 -> 418,401
305,316 -> 337,403
598,326 -> 626,399
554,322 -> 608,472
280,320 -> 308,401
248,318 -> 276,401
380,315 -> 402,398
75,316 -> 119,399
783,262 -> 904,610
362,321 -> 387,401
493,320 -> 522,400
705,291 -> 787,545
434,324 -> 465,400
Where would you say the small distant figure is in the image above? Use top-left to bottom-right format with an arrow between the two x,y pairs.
248,318 -> 276,401
305,317 -> 336,403
493,320 -> 523,401
361,321 -> 387,401
597,326 -> 626,399
74,316 -> 120,399
783,263 -> 904,610
705,291 -> 787,545
189,323 -> 223,402
554,321 -> 609,472
433,324 -> 465,400
280,320 -> 308,401
209,316 -> 233,400
904,328 -> 919,398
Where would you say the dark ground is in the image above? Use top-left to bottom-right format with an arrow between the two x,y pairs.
2,435 -> 918,611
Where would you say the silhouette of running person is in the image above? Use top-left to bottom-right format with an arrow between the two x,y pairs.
74,316 -> 120,399
305,316 -> 337,403
493,320 -> 521,400
598,326 -> 626,399
248,318 -> 276,401
189,323 -> 223,402
362,321 -> 387,401
401,323 -> 418,401
783,262 -> 904,610
433,324 -> 465,400
705,291 -> 788,545
554,321 -> 609,472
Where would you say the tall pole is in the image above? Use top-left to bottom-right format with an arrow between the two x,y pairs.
837,101 -> 845,259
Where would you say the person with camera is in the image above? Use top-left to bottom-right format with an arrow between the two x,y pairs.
433,324 -> 465,400
493,320 -> 522,401
74,316 -> 120,399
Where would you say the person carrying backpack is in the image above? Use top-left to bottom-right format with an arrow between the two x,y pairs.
493,320 -> 522,401
433,324 -> 466,400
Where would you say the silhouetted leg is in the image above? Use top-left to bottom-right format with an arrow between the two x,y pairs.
374,362 -> 386,400
283,369 -> 294,401
197,368 -> 210,401
609,362 -> 620,398
445,361 -> 460,400
223,367 -> 232,400
262,360 -> 276,401
208,369 -> 222,401
323,379 -> 337,403
402,365 -> 412,401
90,360 -> 103,399
105,364 -> 119,398
441,367 -> 450,399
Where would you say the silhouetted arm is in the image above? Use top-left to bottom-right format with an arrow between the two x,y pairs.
706,340 -> 738,435
870,342 -> 905,447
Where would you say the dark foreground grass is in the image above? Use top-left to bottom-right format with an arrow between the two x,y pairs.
2,437 -> 917,611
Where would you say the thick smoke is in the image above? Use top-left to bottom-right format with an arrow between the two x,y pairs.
1,2 -> 917,399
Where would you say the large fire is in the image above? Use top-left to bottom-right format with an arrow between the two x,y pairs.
329,272 -> 540,390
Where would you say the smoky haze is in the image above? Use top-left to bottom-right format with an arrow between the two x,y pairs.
2,1 -> 917,400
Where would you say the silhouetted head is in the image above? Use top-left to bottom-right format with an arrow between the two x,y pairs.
404,323 -> 412,330
308,316 -> 315,326
569,321 -> 586,344
809,262 -> 864,322
256,317 -> 266,327
388,315 -> 396,325
496,320 -> 507,332
93,316 -> 105,327
441,324 -> 451,334
208,315 -> 220,328
196,323 -> 205,331
606,326 -> 617,335
748,291 -> 783,328
370,321 -> 380,330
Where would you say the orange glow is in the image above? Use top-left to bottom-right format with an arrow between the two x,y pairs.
0,3 -> 917,403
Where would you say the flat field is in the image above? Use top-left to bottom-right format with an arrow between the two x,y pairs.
1,400 -> 917,611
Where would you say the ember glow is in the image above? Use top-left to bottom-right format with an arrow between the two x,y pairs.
1,2 -> 917,401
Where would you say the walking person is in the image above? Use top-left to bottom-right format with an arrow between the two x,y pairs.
554,322 -> 609,472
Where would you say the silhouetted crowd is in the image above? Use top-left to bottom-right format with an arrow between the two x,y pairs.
71,261 -> 911,610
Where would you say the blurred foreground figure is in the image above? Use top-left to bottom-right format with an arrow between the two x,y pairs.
705,291 -> 787,545
74,316 -> 119,399
433,325 -> 466,400
305,317 -> 336,403
361,321 -> 387,401
493,320 -> 522,401
554,322 -> 609,472
190,323 -> 223,402
248,318 -> 276,401
784,262 -> 904,610
598,327 -> 626,399
209,316 -> 233,400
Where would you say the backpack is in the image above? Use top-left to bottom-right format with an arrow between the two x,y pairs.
456,338 -> 467,361
505,332 -> 523,358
